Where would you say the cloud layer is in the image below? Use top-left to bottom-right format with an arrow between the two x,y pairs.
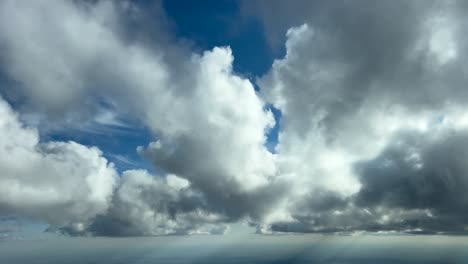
2,0 -> 468,236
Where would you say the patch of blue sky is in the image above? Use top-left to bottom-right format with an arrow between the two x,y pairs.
161,0 -> 274,77
45,127 -> 155,174
265,104 -> 282,153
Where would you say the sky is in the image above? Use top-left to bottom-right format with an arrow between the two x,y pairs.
2,0 -> 468,262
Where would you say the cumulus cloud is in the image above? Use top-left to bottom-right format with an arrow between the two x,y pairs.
0,0 -> 281,236
3,0 -> 468,236
254,0 -> 468,234
0,95 -> 117,231
88,170 -> 229,236
0,0 -> 181,133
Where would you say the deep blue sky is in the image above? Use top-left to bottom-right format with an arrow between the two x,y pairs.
162,0 -> 275,76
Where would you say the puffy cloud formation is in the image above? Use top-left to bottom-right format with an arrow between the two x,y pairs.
255,0 -> 468,234
0,0 -> 279,235
0,96 -> 117,231
2,0 -> 468,236
355,131 -> 468,234
88,170 -> 229,236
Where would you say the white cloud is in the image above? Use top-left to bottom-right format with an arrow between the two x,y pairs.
0,0 -> 279,235
0,96 -> 118,229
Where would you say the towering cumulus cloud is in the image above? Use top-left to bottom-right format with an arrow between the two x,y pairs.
0,0 -> 279,235
255,0 -> 468,234
2,0 -> 468,236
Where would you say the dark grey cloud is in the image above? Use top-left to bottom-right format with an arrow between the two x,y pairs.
272,130 -> 468,234
354,131 -> 468,234
137,137 -> 289,222
265,141 -> 468,234
86,170 -> 227,236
